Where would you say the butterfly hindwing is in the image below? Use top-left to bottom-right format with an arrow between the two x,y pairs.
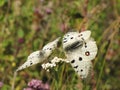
81,39 -> 98,61
77,61 -> 92,79
69,53 -> 93,79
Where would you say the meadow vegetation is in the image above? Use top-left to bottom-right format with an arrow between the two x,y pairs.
0,0 -> 120,90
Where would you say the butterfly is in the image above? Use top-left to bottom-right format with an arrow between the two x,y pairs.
62,31 -> 98,79
16,30 -> 97,79
16,37 -> 60,71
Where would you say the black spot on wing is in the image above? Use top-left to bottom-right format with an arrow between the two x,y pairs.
78,34 -> 83,37
81,37 -> 84,40
67,34 -> 69,37
85,51 -> 90,56
63,38 -> 67,40
80,69 -> 83,72
39,51 -> 44,56
85,42 -> 87,48
63,37 -> 68,43
30,62 -> 33,65
71,59 -> 75,63
74,65 -> 78,68
70,37 -> 73,39
79,57 -> 82,61
63,40 -> 67,43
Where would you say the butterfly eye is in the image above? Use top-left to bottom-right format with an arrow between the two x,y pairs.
85,51 -> 90,56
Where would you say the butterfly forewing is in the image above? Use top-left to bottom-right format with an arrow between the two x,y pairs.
16,38 -> 60,71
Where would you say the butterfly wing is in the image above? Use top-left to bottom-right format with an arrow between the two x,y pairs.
68,53 -> 93,79
64,31 -> 97,79
16,37 -> 60,71
16,51 -> 44,71
77,61 -> 92,79
62,31 -> 91,50
42,37 -> 60,57
79,30 -> 91,40
80,38 -> 98,61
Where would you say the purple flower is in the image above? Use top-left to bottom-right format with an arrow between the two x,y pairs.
43,83 -> 50,89
18,38 -> 24,44
27,79 -> 50,90
34,8 -> 43,18
23,87 -> 33,90
45,8 -> 52,14
0,82 -> 3,88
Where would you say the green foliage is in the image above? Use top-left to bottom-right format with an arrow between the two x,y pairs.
0,0 -> 120,90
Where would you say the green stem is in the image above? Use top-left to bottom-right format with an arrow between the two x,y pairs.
96,58 -> 106,89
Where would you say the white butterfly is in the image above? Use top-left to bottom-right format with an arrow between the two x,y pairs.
62,31 -> 97,79
16,37 -> 60,71
16,30 -> 97,79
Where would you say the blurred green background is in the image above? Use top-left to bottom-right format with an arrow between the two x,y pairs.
0,0 -> 120,90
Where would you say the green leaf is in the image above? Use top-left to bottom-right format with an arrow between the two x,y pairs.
17,29 -> 24,38
1,84 -> 10,90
